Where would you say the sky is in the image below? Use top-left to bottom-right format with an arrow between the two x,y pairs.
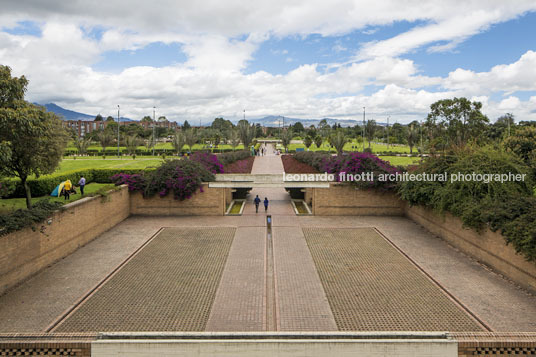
1,0 -> 536,124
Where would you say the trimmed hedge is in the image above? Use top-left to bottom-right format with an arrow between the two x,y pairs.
4,168 -> 152,198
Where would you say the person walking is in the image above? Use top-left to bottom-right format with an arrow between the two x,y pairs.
78,176 -> 86,196
62,180 -> 72,200
264,197 -> 269,212
254,195 -> 261,213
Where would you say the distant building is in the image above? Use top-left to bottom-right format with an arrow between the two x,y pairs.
63,120 -> 179,137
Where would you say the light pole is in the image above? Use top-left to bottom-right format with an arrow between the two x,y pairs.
117,105 -> 120,157
387,115 -> 390,149
362,107 -> 365,152
420,119 -> 423,155
152,106 -> 156,156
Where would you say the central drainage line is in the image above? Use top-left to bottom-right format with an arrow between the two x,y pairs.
265,215 -> 278,331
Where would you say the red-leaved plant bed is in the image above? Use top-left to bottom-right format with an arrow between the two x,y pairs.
223,156 -> 255,173
281,155 -> 319,174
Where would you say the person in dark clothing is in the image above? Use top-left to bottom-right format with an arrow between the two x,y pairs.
78,176 -> 86,196
254,195 -> 261,213
264,197 -> 269,212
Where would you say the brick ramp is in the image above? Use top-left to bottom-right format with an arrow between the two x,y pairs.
205,227 -> 266,331
273,226 -> 337,331
54,227 -> 235,332
303,227 -> 484,331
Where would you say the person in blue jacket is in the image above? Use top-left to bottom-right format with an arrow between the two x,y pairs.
254,195 -> 261,213
264,197 -> 269,212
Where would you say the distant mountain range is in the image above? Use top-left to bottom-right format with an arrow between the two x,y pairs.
40,103 -> 385,127
247,115 -> 384,127
40,103 -> 133,122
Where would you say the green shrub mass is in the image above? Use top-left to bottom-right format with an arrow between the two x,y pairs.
217,150 -> 251,166
0,200 -> 63,236
1,168 -> 151,198
398,146 -> 536,261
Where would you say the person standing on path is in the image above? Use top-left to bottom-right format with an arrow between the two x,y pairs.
78,176 -> 86,196
254,195 -> 261,213
264,197 -> 269,212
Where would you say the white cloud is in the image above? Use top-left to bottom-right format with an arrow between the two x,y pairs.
0,1 -> 535,124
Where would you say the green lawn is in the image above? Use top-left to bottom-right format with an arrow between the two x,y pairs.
55,157 -> 164,174
0,183 -> 115,214
66,142 -> 245,152
287,140 -> 412,153
378,156 -> 422,166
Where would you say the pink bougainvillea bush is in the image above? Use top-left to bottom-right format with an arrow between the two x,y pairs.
111,159 -> 214,201
294,151 -> 399,190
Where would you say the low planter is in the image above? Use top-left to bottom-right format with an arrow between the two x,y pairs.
225,200 -> 245,216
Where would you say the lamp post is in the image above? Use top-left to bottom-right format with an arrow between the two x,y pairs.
362,107 -> 365,152
152,106 -> 156,156
117,105 -> 120,157
387,115 -> 390,149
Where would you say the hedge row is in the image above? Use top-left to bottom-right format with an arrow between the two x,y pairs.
64,148 -> 246,156
5,168 -> 152,198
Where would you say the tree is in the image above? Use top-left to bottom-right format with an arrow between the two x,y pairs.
141,116 -> 152,123
94,114 -> 103,121
303,135 -> 313,150
314,135 -> 323,149
503,126 -> 536,164
230,129 -> 240,151
211,117 -> 233,132
172,132 -> 186,155
293,122 -> 305,133
144,134 -> 156,154
74,136 -> 91,155
184,129 -> 197,151
407,124 -> 418,154
281,129 -> 293,152
0,65 -> 28,108
106,115 -> 114,122
488,113 -> 515,141
183,120 -> 191,130
238,121 -> 255,148
97,130 -> 114,156
365,119 -> 376,149
0,102 -> 68,208
426,97 -> 489,147
124,135 -> 140,158
329,130 -> 348,155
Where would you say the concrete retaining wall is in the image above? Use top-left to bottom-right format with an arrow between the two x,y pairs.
406,205 -> 536,293
130,184 -> 226,216
311,184 -> 405,216
0,186 -> 130,296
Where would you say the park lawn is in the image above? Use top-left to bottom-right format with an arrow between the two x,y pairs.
55,157 -> 164,174
66,142 -> 245,152
0,183 -> 115,214
288,140 -> 411,153
378,156 -> 422,166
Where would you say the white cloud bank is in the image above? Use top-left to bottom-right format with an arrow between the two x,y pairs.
0,0 -> 535,122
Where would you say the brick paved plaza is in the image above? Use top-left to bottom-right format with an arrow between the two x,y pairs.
0,145 -> 535,334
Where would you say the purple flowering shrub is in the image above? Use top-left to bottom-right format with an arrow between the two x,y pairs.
326,152 -> 399,189
144,159 -> 214,200
111,173 -> 146,192
190,152 -> 224,174
111,159 -> 215,201
294,151 -> 399,190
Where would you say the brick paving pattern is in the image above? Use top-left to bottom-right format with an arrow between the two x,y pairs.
0,222 -> 161,333
54,227 -> 235,332
205,227 -> 266,331
272,226 -> 337,331
303,227 -> 484,331
298,215 -> 536,332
